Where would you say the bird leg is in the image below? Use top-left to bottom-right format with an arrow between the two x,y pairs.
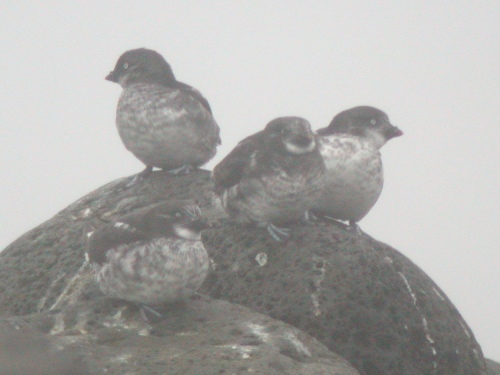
139,304 -> 165,323
347,221 -> 363,235
303,210 -> 319,224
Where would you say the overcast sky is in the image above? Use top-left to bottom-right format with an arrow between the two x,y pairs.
2,1 -> 498,361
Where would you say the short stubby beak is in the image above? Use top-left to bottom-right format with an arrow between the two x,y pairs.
386,125 -> 404,139
105,71 -> 118,82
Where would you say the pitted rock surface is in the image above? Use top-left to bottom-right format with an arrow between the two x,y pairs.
0,171 -> 489,374
487,359 -> 500,375
1,280 -> 359,374
0,321 -> 88,374
200,223 -> 487,375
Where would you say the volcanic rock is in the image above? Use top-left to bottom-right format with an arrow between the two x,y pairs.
0,170 -> 488,375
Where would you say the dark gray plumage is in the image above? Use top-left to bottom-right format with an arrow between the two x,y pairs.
313,106 -> 403,227
212,117 -> 325,241
86,202 -> 209,306
106,48 -> 220,176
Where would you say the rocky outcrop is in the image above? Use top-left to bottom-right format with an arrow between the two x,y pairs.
201,222 -> 487,375
487,359 -> 500,375
0,170 -> 220,317
1,281 -> 357,374
0,170 -> 489,374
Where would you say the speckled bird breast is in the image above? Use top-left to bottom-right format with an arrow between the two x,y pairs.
223,158 -> 325,225
314,135 -> 383,222
90,237 -> 209,305
116,83 -> 219,169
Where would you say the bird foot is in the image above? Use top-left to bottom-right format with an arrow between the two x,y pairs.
185,204 -> 202,218
303,210 -> 319,224
258,222 -> 290,242
139,304 -> 165,323
347,222 -> 363,235
315,213 -> 350,230
168,165 -> 194,175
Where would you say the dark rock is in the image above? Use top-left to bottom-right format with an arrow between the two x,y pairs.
2,280 -> 359,374
200,222 -> 487,375
0,171 -> 487,374
487,359 -> 500,375
0,320 -> 88,375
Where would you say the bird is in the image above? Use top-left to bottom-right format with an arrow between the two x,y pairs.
212,117 -> 325,241
86,201 -> 209,312
105,48 -> 221,181
312,106 -> 403,230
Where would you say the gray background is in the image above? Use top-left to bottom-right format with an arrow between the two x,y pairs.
2,1 -> 498,361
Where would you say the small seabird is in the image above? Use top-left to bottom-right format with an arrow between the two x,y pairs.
106,48 -> 221,180
212,117 -> 325,241
312,106 -> 403,230
86,202 -> 209,309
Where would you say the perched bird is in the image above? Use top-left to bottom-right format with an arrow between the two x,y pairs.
312,106 -> 403,229
106,48 -> 221,179
212,117 -> 325,241
86,202 -> 209,309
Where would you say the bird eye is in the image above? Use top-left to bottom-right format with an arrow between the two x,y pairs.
123,63 -> 129,69
370,119 -> 377,125
175,212 -> 182,217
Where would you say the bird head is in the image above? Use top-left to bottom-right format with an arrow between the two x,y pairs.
318,106 -> 403,149
105,48 -> 176,88
152,202 -> 208,241
265,117 -> 317,155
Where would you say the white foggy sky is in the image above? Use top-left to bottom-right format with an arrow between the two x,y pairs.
2,1 -> 499,361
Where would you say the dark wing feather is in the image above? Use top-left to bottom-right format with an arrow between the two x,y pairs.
212,131 -> 265,195
174,81 -> 213,115
87,220 -> 149,265
173,81 -> 221,145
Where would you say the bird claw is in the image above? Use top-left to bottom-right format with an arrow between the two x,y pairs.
347,222 -> 363,235
125,166 -> 153,188
168,165 -> 194,175
259,222 -> 290,242
303,210 -> 319,224
140,304 -> 164,323
185,204 -> 202,218
319,216 -> 363,235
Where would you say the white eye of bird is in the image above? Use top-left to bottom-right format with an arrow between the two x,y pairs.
123,63 -> 129,69
370,119 -> 377,125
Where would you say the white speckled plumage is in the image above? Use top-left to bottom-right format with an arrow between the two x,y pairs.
116,83 -> 218,170
315,135 -> 384,223
93,238 -> 208,305
86,202 -> 209,306
313,106 -> 402,225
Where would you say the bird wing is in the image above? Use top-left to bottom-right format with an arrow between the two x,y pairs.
175,81 -> 213,115
173,81 -> 221,145
212,131 -> 265,195
87,220 -> 149,265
